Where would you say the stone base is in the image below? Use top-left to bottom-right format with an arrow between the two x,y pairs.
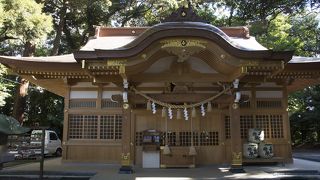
118,166 -> 134,174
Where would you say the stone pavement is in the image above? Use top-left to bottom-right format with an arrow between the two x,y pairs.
293,150 -> 320,162
0,156 -> 319,179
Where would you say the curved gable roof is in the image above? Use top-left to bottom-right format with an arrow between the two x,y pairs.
74,22 -> 293,62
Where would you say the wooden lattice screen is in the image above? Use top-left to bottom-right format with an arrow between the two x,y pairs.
256,99 -> 282,108
135,132 -> 143,146
256,115 -> 270,138
270,115 -> 284,138
69,115 -> 83,139
100,115 -> 114,139
225,116 -> 231,139
69,99 -> 96,108
83,115 -> 98,139
69,114 -> 122,140
135,131 -> 219,147
240,115 -> 254,139
101,99 -> 122,108
163,132 -> 177,146
200,132 -> 219,146
225,114 -> 284,140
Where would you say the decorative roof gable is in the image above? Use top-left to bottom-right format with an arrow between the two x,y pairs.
162,1 -> 207,23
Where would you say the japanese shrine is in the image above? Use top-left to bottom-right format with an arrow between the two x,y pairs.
1,4 -> 320,171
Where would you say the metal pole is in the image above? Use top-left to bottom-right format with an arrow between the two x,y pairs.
40,128 -> 45,179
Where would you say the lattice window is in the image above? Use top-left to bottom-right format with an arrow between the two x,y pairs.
69,115 -> 83,139
69,114 -> 121,140
192,132 -> 199,146
240,101 -> 251,108
240,115 -> 254,139
225,116 -> 231,139
200,131 -> 219,146
114,115 -> 122,139
135,132 -> 143,146
100,115 -> 123,140
256,100 -> 282,108
100,115 -> 114,139
270,115 -> 284,138
179,132 -> 198,146
256,115 -> 270,138
102,99 -> 122,108
83,115 -> 98,139
163,132 -> 177,146
69,100 -> 96,108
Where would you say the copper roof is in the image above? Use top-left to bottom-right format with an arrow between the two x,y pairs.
96,26 -> 251,39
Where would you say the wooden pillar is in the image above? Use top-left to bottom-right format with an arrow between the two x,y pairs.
118,64 -> 133,173
119,104 -> 133,173
283,86 -> 293,163
229,102 -> 243,172
62,86 -> 70,160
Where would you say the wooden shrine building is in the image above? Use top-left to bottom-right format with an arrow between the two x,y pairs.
1,5 -> 320,170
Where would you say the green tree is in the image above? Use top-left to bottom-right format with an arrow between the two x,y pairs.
0,0 -> 52,48
289,86 -> 320,144
256,14 -> 302,52
0,65 -> 13,107
0,0 -> 53,124
25,86 -> 64,136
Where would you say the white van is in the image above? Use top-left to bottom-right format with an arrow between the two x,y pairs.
30,130 -> 62,156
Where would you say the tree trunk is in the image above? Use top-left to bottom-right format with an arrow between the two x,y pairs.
12,77 -> 28,124
228,6 -> 234,26
12,41 -> 34,124
51,0 -> 67,56
23,41 -> 35,57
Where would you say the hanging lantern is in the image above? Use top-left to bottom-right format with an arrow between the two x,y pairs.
147,100 -> 151,110
184,108 -> 189,121
168,107 -> 173,120
162,107 -> 166,117
191,107 -> 196,118
177,109 -> 182,120
151,102 -> 156,114
207,101 -> 212,112
200,104 -> 205,117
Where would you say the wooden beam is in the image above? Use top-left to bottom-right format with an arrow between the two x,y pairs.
111,93 -> 248,105
230,67 -> 248,81
131,73 -> 228,83
94,75 -> 123,83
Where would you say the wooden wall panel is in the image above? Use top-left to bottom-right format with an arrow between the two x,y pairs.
135,146 -> 143,166
225,144 -> 232,163
65,145 -> 121,163
196,146 -> 225,164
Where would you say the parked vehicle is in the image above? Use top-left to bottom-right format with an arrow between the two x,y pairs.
30,130 -> 62,156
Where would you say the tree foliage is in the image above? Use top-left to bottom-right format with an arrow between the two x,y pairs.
289,86 -> 320,144
0,0 -> 52,45
0,65 -> 13,106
